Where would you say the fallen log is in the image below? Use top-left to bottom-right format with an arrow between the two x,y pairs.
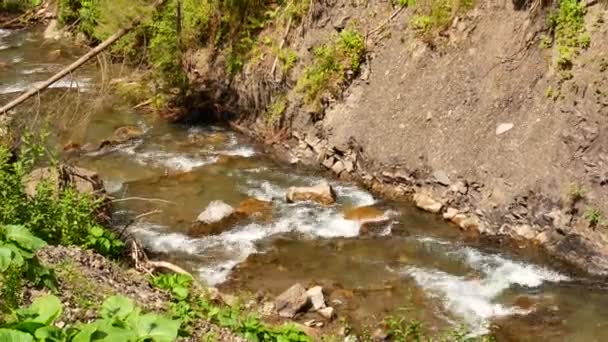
0,0 -> 168,115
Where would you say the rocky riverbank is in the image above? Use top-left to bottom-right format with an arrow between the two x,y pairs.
182,0 -> 608,278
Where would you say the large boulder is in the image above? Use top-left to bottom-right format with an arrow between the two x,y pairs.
306,286 -> 326,311
274,283 -> 309,318
190,200 -> 241,236
286,182 -> 337,205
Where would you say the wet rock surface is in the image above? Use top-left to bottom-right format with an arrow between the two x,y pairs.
286,182 -> 337,205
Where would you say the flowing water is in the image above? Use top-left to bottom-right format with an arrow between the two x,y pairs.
3,27 -> 608,341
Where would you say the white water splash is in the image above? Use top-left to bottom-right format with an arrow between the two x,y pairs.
333,184 -> 376,206
400,241 -> 569,335
120,145 -> 216,172
215,146 -> 256,158
0,77 -> 91,95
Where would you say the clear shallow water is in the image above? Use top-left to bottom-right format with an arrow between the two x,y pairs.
3,27 -> 608,341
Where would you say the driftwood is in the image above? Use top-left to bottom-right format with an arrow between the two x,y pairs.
270,16 -> 292,79
0,0 -> 168,115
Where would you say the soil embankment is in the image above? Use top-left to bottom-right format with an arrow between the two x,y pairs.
184,1 -> 608,275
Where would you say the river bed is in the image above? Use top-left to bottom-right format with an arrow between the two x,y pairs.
2,27 -> 608,341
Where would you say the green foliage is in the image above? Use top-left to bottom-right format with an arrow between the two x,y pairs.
266,95 -> 288,124
198,298 -> 311,342
547,0 -> 590,71
150,273 -> 193,301
296,29 -> 365,111
0,225 -> 55,312
585,208 -> 603,226
410,0 -> 474,35
0,140 -> 123,259
0,0 -> 41,12
0,294 -> 180,342
385,315 -> 495,341
277,48 -> 298,73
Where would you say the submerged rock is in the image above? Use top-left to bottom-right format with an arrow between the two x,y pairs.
343,206 -> 392,236
190,200 -> 241,236
113,125 -> 144,142
286,182 -> 337,205
275,283 -> 309,318
236,198 -> 273,222
413,193 -> 442,213
317,306 -> 335,320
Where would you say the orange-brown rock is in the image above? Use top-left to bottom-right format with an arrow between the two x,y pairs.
236,198 -> 273,222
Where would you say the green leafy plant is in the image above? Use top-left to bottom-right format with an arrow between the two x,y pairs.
0,225 -> 56,311
150,273 -> 193,301
547,0 -> 590,71
0,295 -> 180,341
296,28 -> 365,111
585,208 -> 603,227
410,0 -> 474,36
266,95 -> 288,124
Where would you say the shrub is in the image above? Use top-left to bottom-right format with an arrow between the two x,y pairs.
296,29 -> 365,111
0,140 -> 123,259
547,0 -> 590,71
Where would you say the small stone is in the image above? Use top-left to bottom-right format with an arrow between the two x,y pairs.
331,160 -> 346,175
318,306 -> 335,320
512,224 -> 536,240
113,125 -> 144,142
371,327 -> 390,341
275,283 -> 309,318
260,301 -> 276,316
534,231 -> 551,245
496,122 -> 514,135
413,193 -> 443,213
450,181 -> 468,195
333,15 -> 350,30
443,207 -> 459,220
432,170 -> 451,186
306,286 -> 326,311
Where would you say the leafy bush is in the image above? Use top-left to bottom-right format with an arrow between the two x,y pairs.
547,0 -> 590,71
0,142 -> 123,259
0,225 -> 55,311
0,294 -> 180,341
585,208 -> 603,227
150,273 -> 193,301
296,29 -> 365,111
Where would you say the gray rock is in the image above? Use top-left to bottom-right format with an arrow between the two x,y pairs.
496,122 -> 514,135
275,283 -> 309,318
306,286 -> 326,311
432,170 -> 451,186
413,193 -> 443,213
333,15 -> 350,30
317,306 -> 335,320
450,181 -> 468,195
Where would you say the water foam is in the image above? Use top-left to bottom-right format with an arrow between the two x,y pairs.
333,184 -> 376,206
121,146 -> 215,172
401,241 -> 569,334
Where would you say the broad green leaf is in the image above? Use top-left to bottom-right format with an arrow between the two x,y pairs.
91,324 -> 137,342
4,244 -> 26,266
29,295 -> 62,325
70,324 -> 98,342
172,287 -> 188,300
0,246 -> 12,271
135,314 -> 180,342
3,225 -> 46,252
100,295 -> 134,320
34,325 -> 64,341
0,329 -> 34,342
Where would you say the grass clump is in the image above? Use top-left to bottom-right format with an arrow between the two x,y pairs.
410,0 -> 474,36
547,0 -> 590,71
149,273 -> 312,341
585,207 -> 603,227
296,28 -> 365,111
266,95 -> 288,124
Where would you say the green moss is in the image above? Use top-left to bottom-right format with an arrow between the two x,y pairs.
296,29 -> 365,111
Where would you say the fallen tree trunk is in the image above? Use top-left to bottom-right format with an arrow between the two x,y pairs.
0,0 -> 168,115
